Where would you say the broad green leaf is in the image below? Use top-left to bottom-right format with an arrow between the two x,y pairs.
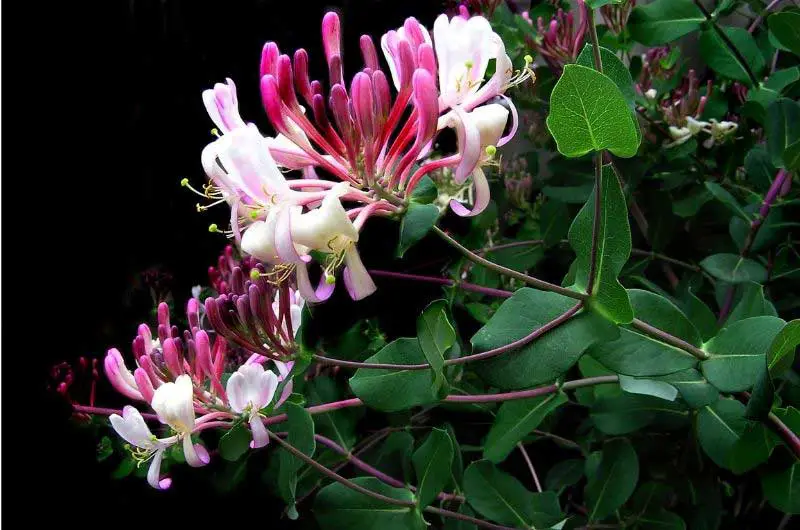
636,510 -> 687,529
483,392 -> 568,463
540,199 -> 570,248
745,358 -> 774,420
729,422 -> 779,474
673,187 -> 711,218
681,289 -> 718,342
543,184 -> 594,204
314,477 -> 424,530
546,459 -> 585,492
349,338 -> 438,412
619,375 -> 678,401
774,407 -> 800,434
762,463 -> 800,514
726,282 -> 778,323
410,175 -> 437,204
219,423 -> 251,462
417,300 -> 455,390
412,428 -> 453,509
785,139 -> 800,171
546,65 -> 640,158
655,368 -> 720,408
700,254 -> 768,284
569,165 -> 634,323
629,0 -> 705,45
278,402 -> 316,510
769,12 -> 800,57
744,145 -> 776,190
591,393 -> 688,434
463,460 -> 536,527
397,202 -> 439,257
306,376 -> 361,451
699,27 -> 765,85
443,504 -> 479,530
576,45 -> 636,109
696,399 -> 748,469
364,431 -> 414,484
766,98 -> 800,168
586,0 -> 623,8
585,439 -> 639,521
704,182 -> 750,222
529,492 -> 565,529
768,320 -> 800,376
589,290 -> 701,376
471,288 -> 619,390
702,316 -> 785,392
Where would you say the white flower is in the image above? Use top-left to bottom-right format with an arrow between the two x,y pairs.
226,364 -> 280,448
151,375 -> 207,468
110,406 -> 175,490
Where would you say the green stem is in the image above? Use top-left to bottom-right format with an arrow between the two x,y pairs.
586,7 -> 605,297
692,0 -> 760,86
630,318 -> 710,360
433,226 -> 586,301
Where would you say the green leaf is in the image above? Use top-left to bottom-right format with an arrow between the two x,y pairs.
314,477 -> 424,530
586,0 -> 623,8
589,290 -> 702,376
364,431 -> 415,484
529,492 -> 565,529
307,376 -> 360,451
546,65 -> 640,158
412,428 -> 454,508
463,460 -> 536,527
219,423 -> 251,462
729,422 -> 779,474
349,338 -> 438,412
546,459 -> 585,492
278,402 -> 316,510
636,510 -> 687,529
730,205 -> 785,254
673,187 -> 712,218
700,254 -> 768,284
762,463 -> 800,514
397,202 -> 439,257
680,289 -> 718,342
417,300 -> 455,391
745,145 -> 776,190
543,184 -> 594,204
585,439 -> 639,521
410,175 -> 438,204
766,98 -> 800,168
569,165 -> 634,323
576,45 -> 636,109
591,393 -> 688,434
654,368 -> 720,408
96,436 -> 113,462
768,319 -> 800,376
702,316 -> 785,392
540,199 -> 570,248
726,282 -> 777,323
483,392 -> 568,463
769,12 -> 800,57
785,139 -> 800,171
696,399 -> 748,469
619,375 -> 678,401
699,27 -> 765,85
471,288 -> 619,390
629,0 -> 705,45
704,182 -> 750,222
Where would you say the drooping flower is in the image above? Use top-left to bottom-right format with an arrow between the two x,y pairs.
150,375 -> 210,468
110,406 -> 176,490
226,364 -> 280,448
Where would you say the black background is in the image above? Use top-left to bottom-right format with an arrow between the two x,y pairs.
7,0 -> 454,526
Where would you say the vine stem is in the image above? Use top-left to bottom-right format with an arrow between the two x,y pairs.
432,226 -> 587,301
517,443 -> 542,492
278,433 -> 465,503
267,431 -> 516,530
73,404 -> 159,421
263,376 -> 621,427
630,318 -> 709,360
692,0 -> 760,86
748,0 -> 783,33
767,412 -> 800,461
312,301 -> 583,371
586,7 -> 605,297
369,269 -> 513,298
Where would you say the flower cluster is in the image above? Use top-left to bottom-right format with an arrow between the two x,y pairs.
600,0 -> 635,35
189,9 -> 526,302
524,0 -> 587,75
103,281 -> 300,489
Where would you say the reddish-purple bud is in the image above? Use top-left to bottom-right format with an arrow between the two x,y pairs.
162,338 -> 184,377
360,35 -> 380,71
293,49 -> 314,104
134,368 -> 155,403
352,72 -> 375,140
260,42 -> 280,77
321,12 -> 341,62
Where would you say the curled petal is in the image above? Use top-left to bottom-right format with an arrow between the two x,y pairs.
104,349 -> 143,401
450,166 -> 490,217
183,435 -> 208,468
342,246 -> 377,300
249,416 -> 270,449
296,262 -> 335,303
450,106 -> 481,184
496,96 -> 518,147
226,371 -> 247,413
147,449 -> 171,490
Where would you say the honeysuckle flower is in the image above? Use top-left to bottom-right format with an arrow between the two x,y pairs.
110,406 -> 177,490
226,364 -> 280,448
105,348 -> 145,401
151,375 -> 209,468
203,78 -> 247,135
702,119 -> 738,148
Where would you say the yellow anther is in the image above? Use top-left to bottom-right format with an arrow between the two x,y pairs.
485,145 -> 497,157
208,223 -> 220,233
180,178 -> 189,187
